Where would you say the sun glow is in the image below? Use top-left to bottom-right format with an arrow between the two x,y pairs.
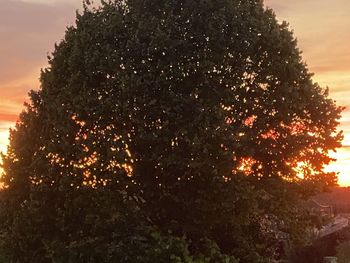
325,149 -> 350,187
0,131 -> 9,154
0,122 -> 14,155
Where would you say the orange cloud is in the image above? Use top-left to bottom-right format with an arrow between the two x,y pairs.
0,114 -> 18,123
0,0 -> 81,153
265,0 -> 350,77
265,0 -> 350,185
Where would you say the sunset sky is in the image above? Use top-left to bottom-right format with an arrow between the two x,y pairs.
0,0 -> 349,185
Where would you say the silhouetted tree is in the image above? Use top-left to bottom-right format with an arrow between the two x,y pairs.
0,0 -> 342,262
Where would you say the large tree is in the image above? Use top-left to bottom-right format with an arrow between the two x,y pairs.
0,0 -> 342,262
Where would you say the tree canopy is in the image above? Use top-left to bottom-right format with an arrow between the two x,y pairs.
0,0 -> 343,262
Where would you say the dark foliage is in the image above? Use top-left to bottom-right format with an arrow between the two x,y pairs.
0,0 -> 342,262
291,227 -> 350,262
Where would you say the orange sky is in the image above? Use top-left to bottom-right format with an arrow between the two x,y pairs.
265,0 -> 350,186
0,0 -> 349,185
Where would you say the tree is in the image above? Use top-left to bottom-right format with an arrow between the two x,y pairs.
0,0 -> 342,262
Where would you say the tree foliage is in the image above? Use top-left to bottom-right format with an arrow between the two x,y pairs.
0,0 -> 342,262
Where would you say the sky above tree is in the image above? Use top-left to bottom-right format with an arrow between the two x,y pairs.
0,0 -> 349,185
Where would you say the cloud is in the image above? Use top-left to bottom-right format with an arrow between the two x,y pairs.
0,99 -> 23,115
266,0 -> 350,185
0,0 -> 82,151
265,1 -> 350,118
265,0 -> 350,87
0,0 -> 81,87
20,0 -> 81,6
